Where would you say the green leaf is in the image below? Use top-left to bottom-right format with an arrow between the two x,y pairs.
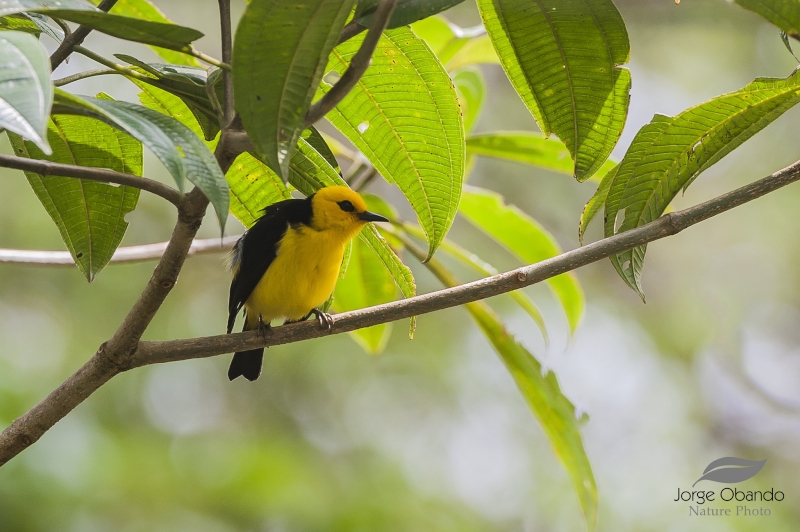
604,70 -> 800,297
333,233 -> 396,354
0,0 -> 96,17
476,0 -> 630,181
234,0 -> 355,178
136,78 -> 293,231
95,0 -> 201,65
301,126 -> 342,176
459,186 -> 584,333
410,14 -> 458,57
355,0 -> 465,28
0,14 -> 43,36
470,303 -> 596,531
735,0 -> 800,38
578,163 -> 617,245
466,131 -> 617,181
287,139 -> 417,301
320,27 -> 465,259
452,67 -> 485,134
417,254 -> 595,532
123,58 -> 222,141
226,153 -> 293,229
53,89 -> 229,231
8,113 -> 142,281
0,31 -> 53,153
1,1 -> 203,52
445,34 -> 499,72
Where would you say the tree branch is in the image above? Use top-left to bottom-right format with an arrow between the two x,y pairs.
49,0 -> 118,71
2,156 -> 799,467
129,157 -> 800,365
0,236 -> 240,266
0,154 -> 182,206
304,0 -> 398,126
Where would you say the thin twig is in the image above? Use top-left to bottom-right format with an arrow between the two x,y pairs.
0,154 -> 182,206
50,0 -> 118,70
0,236 -> 240,266
218,0 -> 235,127
189,47 -> 231,71
2,156 -> 799,467
305,0 -> 398,126
53,68 -> 118,87
73,46 -> 154,82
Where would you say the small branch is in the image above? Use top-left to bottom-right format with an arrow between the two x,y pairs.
53,68 -> 118,87
188,47 -> 231,71
0,154 -> 182,206
129,157 -> 800,366
305,0 -> 398,126
218,0 -> 235,127
50,0 -> 118,71
50,18 -> 72,39
2,156 -> 799,468
0,236 -> 240,266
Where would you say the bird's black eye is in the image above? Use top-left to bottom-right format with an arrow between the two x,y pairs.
338,200 -> 355,212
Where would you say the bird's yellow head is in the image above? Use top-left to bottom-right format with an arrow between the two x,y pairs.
309,186 -> 389,237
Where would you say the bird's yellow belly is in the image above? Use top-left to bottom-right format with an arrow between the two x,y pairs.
244,225 -> 344,326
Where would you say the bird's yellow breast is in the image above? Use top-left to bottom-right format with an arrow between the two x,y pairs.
244,224 -> 346,326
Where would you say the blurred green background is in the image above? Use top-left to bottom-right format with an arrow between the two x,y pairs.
2,0 -> 800,530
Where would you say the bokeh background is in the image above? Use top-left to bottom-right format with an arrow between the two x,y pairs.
2,0 -> 800,530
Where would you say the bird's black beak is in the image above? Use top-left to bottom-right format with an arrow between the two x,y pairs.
358,211 -> 389,222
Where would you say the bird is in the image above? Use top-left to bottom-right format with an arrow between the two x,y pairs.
226,186 -> 389,381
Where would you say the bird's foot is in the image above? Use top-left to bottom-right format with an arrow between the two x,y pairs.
257,315 -> 271,341
309,309 -> 333,331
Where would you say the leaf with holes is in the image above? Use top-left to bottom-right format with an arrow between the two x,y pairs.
604,70 -> 800,297
8,113 -> 142,281
53,89 -> 229,231
234,0 -> 355,178
94,0 -> 201,65
0,31 -> 52,154
319,27 -> 465,260
476,0 -> 630,181
467,132 -> 617,180
459,186 -> 584,333
735,0 -> 800,38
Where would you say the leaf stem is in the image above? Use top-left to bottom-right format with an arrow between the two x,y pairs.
53,68 -> 118,87
73,46 -> 153,82
188,47 -> 232,71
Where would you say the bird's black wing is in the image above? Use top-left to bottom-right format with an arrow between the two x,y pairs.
227,197 -> 313,333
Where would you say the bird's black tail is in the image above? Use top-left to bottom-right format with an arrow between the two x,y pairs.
228,348 -> 264,381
